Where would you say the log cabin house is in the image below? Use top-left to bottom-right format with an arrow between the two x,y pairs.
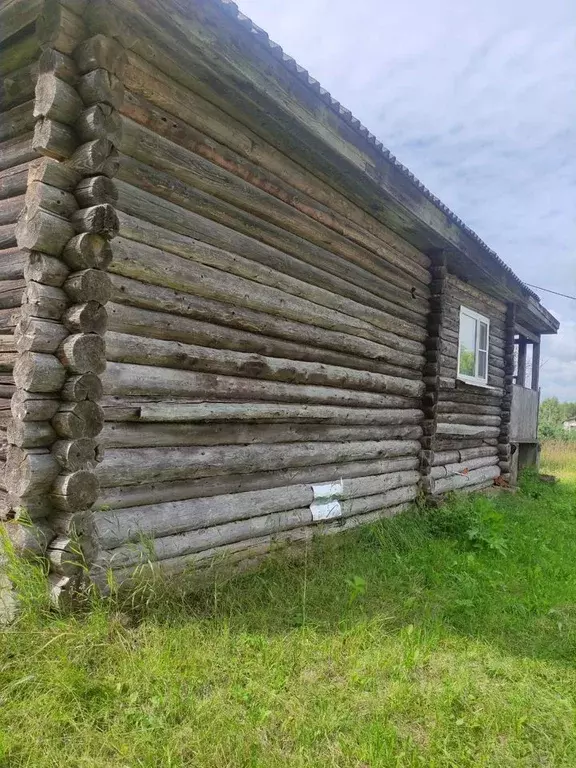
0,0 -> 559,598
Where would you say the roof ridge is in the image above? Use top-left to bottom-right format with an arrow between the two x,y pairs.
217,0 -> 540,302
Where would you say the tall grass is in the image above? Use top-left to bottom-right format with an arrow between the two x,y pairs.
0,450 -> 576,766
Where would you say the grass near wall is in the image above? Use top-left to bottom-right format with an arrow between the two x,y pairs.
1,445 -> 576,767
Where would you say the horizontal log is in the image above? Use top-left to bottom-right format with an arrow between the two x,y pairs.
63,301 -> 108,334
24,251 -> 70,287
7,419 -> 56,448
0,277 -> 24,309
89,469 -> 420,548
115,189 -> 427,343
436,422 -> 501,438
66,138 -> 119,177
0,101 -> 35,144
0,194 -> 25,225
0,133 -> 36,172
99,421 -> 423,449
105,331 -> 424,397
120,54 -> 430,282
112,231 -> 423,353
52,400 -> 104,438
432,464 -> 500,495
47,536 -> 82,576
21,282 -> 68,320
430,455 -> 499,479
435,437 -> 498,451
5,446 -> 59,497
36,1 -> 85,55
0,248 -> 24,280
13,351 -> 66,392
102,362 -> 421,409
53,438 -> 100,472
101,400 -> 423,424
78,68 -> 124,108
0,163 -> 28,199
15,316 -> 68,353
32,117 -> 77,160
15,205 -> 75,255
1,61 -> 36,111
436,400 -> 501,416
76,103 -> 122,143
432,445 -> 496,467
11,391 -> 59,422
109,275 -> 423,370
117,145 -> 429,319
63,232 -> 113,270
24,180 -> 78,218
61,372 -> 103,402
64,268 -> 111,303
28,155 -> 80,191
74,34 -> 128,77
0,10 -> 40,63
437,413 -> 501,427
96,439 -> 421,488
2,519 -> 54,558
70,204 -> 119,238
96,456 -> 420,510
58,332 -> 106,374
0,223 -> 16,248
52,470 -> 99,512
94,484 -> 418,568
33,73 -> 83,124
37,47 -> 77,85
75,175 -> 118,207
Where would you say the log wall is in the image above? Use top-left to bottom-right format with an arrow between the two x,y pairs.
0,16 -> 41,512
85,45 -> 432,582
425,273 -> 507,495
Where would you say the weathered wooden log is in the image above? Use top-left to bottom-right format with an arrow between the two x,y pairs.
32,117 -> 76,160
64,269 -> 111,304
24,251 -> 70,287
436,437 -> 498,451
52,470 -> 99,512
89,470 -> 420,548
96,439 -> 421,488
7,420 -> 56,448
75,176 -> 118,207
3,519 -> 54,558
0,163 -> 29,200
99,421 -> 423,449
102,401 -> 423,424
0,278 -> 24,309
0,350 -> 17,371
37,48 -> 77,85
36,1 -> 85,55
0,0 -> 43,47
14,316 -> 68,353
11,391 -> 59,422
13,352 -> 66,392
28,155 -> 79,191
117,150 -> 429,321
111,232 -> 423,352
24,180 -> 78,218
432,445 -> 496,467
437,413 -> 501,427
62,232 -> 112,270
108,280 -> 424,370
67,138 -> 119,177
96,455 -> 420,510
61,372 -> 103,402
115,200 -> 427,343
436,400 -> 501,416
1,61 -> 36,111
436,423 -> 501,438
120,53 -> 429,284
78,69 -> 124,108
0,223 -> 16,248
94,485 -> 418,568
0,195 -> 25,226
430,455 -> 499,479
53,438 -> 100,471
15,206 -> 75,255
58,332 -> 106,374
102,362 -> 420,409
33,73 -> 83,124
76,103 -> 122,143
47,536 -> 83,576
70,204 -> 119,238
63,302 -> 107,334
0,247 -> 24,279
52,400 -> 104,438
5,446 -> 59,497
0,101 -> 35,144
105,332 -> 424,397
74,34 -> 128,76
432,464 -> 500,495
21,282 -> 68,320
0,133 -> 36,172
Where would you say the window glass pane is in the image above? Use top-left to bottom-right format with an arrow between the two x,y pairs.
459,313 -> 477,376
477,349 -> 487,379
478,321 -> 488,351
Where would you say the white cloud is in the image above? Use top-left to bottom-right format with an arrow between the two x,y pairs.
238,0 -> 576,400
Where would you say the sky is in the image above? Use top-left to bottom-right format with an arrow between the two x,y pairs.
238,0 -> 576,401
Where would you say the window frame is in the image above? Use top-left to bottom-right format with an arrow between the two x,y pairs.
457,305 -> 490,386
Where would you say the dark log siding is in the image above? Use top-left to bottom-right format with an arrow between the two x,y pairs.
0,28 -> 40,506
429,274 -> 505,494
87,48 -> 432,582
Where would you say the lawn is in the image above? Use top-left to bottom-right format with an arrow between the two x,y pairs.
1,444 -> 576,767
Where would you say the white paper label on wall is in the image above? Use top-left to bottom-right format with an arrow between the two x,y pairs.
310,480 -> 343,521
310,499 -> 342,521
312,480 -> 343,500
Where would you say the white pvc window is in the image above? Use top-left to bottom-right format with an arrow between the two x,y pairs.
458,306 -> 490,385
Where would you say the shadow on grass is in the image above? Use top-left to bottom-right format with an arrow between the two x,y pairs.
83,469 -> 576,667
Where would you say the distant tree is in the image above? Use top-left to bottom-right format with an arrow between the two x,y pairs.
539,397 -> 576,439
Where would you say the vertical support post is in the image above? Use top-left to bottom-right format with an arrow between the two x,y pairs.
516,337 -> 527,387
531,340 -> 540,391
419,249 -> 447,500
499,303 -> 516,485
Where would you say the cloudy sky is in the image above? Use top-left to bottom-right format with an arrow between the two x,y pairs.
238,0 -> 576,401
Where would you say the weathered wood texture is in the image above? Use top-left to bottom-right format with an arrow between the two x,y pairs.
428,273 -> 507,493
81,41 -> 433,577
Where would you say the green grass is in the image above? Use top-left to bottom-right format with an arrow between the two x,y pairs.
1,447 -> 576,767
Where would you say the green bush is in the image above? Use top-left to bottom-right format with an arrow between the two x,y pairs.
427,493 -> 508,555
